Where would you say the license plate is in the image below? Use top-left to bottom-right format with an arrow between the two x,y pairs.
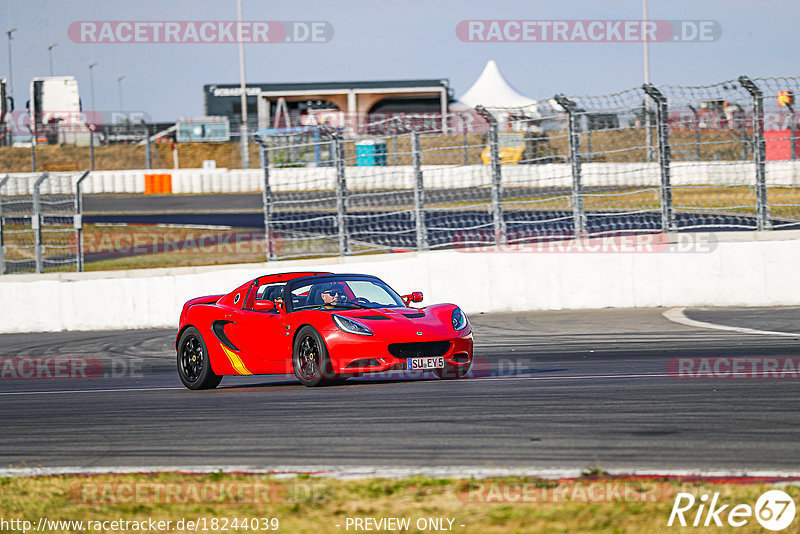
407,356 -> 445,370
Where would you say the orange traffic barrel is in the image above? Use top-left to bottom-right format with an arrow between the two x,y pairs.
144,174 -> 172,194
160,173 -> 173,193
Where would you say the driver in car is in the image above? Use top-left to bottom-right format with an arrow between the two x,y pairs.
320,284 -> 344,308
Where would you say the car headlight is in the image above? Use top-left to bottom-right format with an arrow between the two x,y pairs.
332,315 -> 373,336
452,307 -> 468,331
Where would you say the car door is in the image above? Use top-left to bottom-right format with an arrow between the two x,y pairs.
227,307 -> 289,374
223,282 -> 291,375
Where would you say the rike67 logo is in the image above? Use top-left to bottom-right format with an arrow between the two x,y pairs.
668,490 -> 796,531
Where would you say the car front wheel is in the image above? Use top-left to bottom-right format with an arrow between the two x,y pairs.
293,326 -> 343,387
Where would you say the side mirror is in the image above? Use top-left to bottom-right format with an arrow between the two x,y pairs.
253,300 -> 275,312
402,292 -> 423,305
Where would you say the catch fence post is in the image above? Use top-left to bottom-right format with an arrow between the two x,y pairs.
260,143 -> 276,261
333,133 -> 349,255
475,106 -> 505,246
739,76 -> 769,231
0,174 -> 9,274
642,84 -> 675,233
554,95 -> 586,237
33,172 -> 49,273
75,171 -> 90,272
89,129 -> 95,171
411,132 -> 428,251
143,122 -> 152,170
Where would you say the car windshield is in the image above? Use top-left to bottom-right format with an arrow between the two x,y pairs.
289,277 -> 405,311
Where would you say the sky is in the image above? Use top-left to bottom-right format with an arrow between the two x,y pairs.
1,0 -> 798,121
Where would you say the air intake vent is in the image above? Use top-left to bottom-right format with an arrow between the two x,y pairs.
354,315 -> 390,320
346,359 -> 382,368
388,341 -> 450,358
401,312 -> 425,319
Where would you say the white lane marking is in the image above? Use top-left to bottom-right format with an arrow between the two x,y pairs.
0,374 -> 672,396
2,465 -> 800,480
0,386 -> 184,396
461,369 -> 800,383
1,368 -> 792,396
663,307 -> 800,338
474,373 -> 672,381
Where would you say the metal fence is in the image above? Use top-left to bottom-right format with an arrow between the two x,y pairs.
1,76 -> 798,271
256,76 -> 800,261
0,119 -> 264,173
0,171 -> 88,274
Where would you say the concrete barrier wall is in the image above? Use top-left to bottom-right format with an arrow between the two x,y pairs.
1,233 -> 799,333
3,161 -> 799,195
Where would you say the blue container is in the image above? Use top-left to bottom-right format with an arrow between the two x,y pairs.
356,139 -> 387,166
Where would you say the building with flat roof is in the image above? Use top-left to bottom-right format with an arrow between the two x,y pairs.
204,79 -> 453,132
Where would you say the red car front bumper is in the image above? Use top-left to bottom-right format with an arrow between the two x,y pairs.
323,330 -> 474,375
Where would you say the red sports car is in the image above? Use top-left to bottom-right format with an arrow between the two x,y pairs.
176,272 -> 474,389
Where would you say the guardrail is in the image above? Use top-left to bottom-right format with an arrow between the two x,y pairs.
0,235 -> 799,333
2,164 -> 798,196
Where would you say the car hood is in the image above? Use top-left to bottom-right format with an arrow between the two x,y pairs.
330,304 -> 467,338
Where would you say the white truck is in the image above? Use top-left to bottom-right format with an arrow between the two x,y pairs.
29,76 -> 91,145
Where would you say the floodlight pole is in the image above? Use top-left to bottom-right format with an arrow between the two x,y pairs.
89,62 -> 98,169
643,0 -> 654,162
6,29 -> 16,145
47,43 -> 57,75
237,0 -> 250,169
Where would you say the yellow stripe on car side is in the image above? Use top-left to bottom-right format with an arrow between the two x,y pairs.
220,344 -> 252,375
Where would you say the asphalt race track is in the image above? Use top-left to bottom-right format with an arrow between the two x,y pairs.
1,307 -> 799,474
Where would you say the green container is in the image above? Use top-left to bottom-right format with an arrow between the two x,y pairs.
356,140 -> 387,166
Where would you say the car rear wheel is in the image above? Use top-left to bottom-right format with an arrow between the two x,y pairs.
433,360 -> 471,380
293,326 -> 343,387
177,327 -> 222,390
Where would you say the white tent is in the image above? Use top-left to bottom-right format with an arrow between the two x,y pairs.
454,60 -> 564,132
457,60 -> 538,109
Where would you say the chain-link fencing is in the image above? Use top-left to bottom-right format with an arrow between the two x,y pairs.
0,120 -> 266,173
2,75 -> 798,271
253,75 -> 800,261
0,171 -> 88,274
751,77 -> 800,230
0,174 -> 36,274
260,128 -> 339,260
657,80 -> 759,231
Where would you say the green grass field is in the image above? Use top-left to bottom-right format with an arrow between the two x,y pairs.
1,473 -> 796,533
